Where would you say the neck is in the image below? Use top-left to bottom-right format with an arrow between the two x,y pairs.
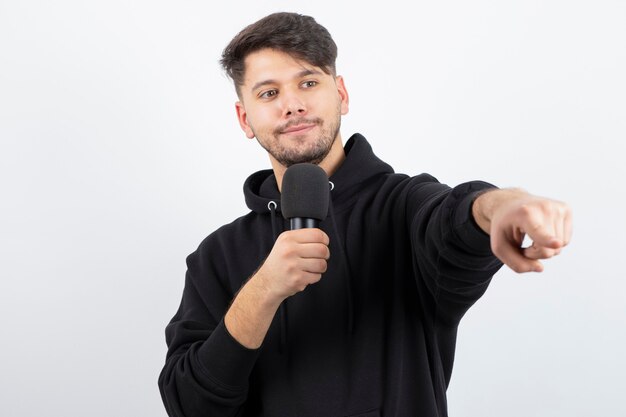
272,135 -> 346,191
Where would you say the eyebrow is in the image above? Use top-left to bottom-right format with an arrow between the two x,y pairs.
250,69 -> 323,94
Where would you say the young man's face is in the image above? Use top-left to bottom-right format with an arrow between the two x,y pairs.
235,48 -> 349,168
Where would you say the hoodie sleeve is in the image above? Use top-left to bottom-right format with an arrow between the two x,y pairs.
405,175 -> 503,325
158,238 -> 262,417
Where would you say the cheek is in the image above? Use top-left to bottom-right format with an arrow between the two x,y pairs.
319,90 -> 341,111
249,106 -> 278,127
247,111 -> 278,138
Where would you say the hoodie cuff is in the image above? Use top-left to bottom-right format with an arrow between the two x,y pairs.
450,181 -> 497,256
197,319 -> 262,390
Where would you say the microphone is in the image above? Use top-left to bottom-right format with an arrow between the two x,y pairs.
281,163 -> 330,229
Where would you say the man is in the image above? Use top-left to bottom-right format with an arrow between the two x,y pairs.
159,12 -> 572,417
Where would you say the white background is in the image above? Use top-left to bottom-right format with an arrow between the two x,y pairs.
1,1 -> 625,416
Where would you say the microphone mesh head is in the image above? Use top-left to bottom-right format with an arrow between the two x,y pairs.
281,163 -> 329,221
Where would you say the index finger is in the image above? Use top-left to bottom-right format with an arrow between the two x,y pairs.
291,228 -> 330,245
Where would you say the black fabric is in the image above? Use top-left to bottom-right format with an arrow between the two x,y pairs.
159,133 -> 503,417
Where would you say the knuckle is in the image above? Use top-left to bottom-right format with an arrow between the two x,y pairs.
518,204 -> 534,218
538,200 -> 553,213
558,203 -> 573,219
284,262 -> 297,276
277,231 -> 291,242
520,202 -> 548,223
291,275 -> 305,289
282,247 -> 296,259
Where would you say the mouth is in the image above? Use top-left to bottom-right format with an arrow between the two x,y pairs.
280,123 -> 316,135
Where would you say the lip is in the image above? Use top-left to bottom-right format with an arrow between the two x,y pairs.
281,124 -> 316,134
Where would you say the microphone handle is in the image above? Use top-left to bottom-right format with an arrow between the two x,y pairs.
290,218 -> 319,230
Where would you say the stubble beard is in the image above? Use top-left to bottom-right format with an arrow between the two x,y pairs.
253,109 -> 342,168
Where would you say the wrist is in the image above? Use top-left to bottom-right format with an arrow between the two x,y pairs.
248,268 -> 284,311
472,189 -> 497,235
224,271 -> 282,350
472,188 -> 527,235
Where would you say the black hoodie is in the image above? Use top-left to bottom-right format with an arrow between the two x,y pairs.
159,134 -> 503,417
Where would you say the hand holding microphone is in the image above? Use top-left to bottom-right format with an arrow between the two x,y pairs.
256,164 -> 331,300
224,164 -> 330,349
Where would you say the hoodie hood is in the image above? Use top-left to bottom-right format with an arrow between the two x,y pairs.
243,133 -> 394,213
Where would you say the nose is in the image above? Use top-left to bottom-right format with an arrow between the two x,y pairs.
281,91 -> 307,117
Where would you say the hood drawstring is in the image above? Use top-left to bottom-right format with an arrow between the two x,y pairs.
267,201 -> 279,240
268,201 -> 289,354
327,182 -> 356,335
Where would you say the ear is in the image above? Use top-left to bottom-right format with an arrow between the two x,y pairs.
235,101 -> 255,139
335,75 -> 350,115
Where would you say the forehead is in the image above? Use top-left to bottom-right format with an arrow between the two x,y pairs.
242,48 -> 322,86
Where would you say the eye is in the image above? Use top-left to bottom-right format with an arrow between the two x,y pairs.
302,80 -> 318,88
259,89 -> 277,99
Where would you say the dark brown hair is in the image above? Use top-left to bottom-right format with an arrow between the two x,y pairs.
220,12 -> 338,95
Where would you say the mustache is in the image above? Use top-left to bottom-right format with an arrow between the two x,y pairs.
274,117 -> 323,135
